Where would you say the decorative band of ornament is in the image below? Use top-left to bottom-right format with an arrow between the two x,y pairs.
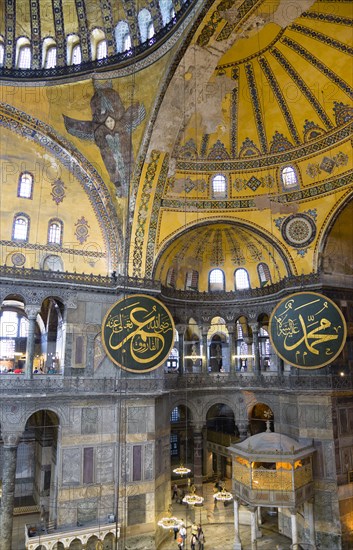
269,291 -> 347,369
101,294 -> 175,373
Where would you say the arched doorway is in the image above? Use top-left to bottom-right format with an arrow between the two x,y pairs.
206,404 -> 237,480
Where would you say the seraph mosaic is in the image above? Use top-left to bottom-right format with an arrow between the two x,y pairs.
63,81 -> 145,198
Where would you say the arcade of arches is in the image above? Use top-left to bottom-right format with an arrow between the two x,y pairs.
1,1 -> 353,549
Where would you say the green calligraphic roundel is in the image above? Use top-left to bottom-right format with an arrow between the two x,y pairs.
102,294 -> 175,373
269,292 -> 347,369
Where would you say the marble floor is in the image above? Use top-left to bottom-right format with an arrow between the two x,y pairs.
11,482 -> 297,549
158,482 -> 294,550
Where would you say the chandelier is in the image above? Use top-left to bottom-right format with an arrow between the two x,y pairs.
213,488 -> 233,502
157,516 -> 183,529
182,485 -> 204,506
157,505 -> 183,529
173,464 -> 191,476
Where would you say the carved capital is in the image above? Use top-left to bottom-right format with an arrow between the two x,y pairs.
2,432 -> 21,446
25,304 -> 40,319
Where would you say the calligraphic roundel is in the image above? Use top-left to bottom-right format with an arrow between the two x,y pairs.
269,292 -> 347,369
102,294 -> 175,373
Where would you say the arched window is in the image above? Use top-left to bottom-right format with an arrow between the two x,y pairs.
13,214 -> 29,241
43,255 -> 64,272
138,9 -> 154,43
48,220 -> 63,245
159,0 -> 174,25
91,28 -> 107,61
235,268 -> 250,290
0,310 -> 29,365
42,38 -> 57,68
166,267 -> 176,288
17,39 -> 31,69
115,21 -> 131,53
185,270 -> 199,291
281,165 -> 298,189
209,268 -> 225,292
71,44 -> 81,65
0,36 -> 4,66
257,263 -> 271,287
18,172 -> 33,199
96,39 -> 107,60
45,45 -> 57,68
211,174 -> 227,198
67,36 -> 81,65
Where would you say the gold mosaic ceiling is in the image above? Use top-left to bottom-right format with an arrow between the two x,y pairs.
148,0 -> 353,290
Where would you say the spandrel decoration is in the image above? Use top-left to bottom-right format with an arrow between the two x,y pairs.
102,294 -> 175,373
269,291 -> 347,369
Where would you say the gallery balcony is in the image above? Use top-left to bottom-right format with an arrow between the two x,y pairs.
0,371 -> 353,397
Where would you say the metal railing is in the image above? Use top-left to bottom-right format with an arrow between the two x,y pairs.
0,372 -> 352,396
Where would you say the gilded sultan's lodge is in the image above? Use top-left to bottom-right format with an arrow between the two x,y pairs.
0,1 -> 353,549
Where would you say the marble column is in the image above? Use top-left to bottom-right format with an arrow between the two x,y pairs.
228,325 -> 236,374
192,424 -> 204,494
305,499 -> 317,549
256,507 -> 262,538
24,305 -> 40,379
290,508 -> 298,549
202,329 -> 208,374
177,327 -> 184,375
233,498 -> 242,549
250,507 -> 258,550
0,433 -> 20,550
249,323 -> 260,375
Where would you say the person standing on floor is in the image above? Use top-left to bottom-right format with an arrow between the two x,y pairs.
197,529 -> 205,550
190,533 -> 197,550
179,523 -> 187,546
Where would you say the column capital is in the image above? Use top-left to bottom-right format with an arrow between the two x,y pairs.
2,432 -> 21,446
191,422 -> 205,433
24,304 -> 41,319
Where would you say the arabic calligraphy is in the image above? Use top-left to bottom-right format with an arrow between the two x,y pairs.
102,295 -> 174,372
269,292 -> 347,369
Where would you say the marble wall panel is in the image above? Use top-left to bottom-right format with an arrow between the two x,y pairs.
62,447 -> 81,484
96,445 -> 114,483
82,407 -> 98,434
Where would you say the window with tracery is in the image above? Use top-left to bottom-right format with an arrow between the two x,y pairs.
209,268 -> 225,291
257,262 -> 271,286
281,165 -> 298,189
13,215 -> 29,241
48,220 -> 63,245
211,174 -> 227,198
185,270 -> 199,291
166,267 -> 176,288
235,268 -> 250,290
18,172 -> 33,199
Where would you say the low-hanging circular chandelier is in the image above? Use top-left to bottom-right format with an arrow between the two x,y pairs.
213,488 -> 233,502
182,485 -> 204,506
173,465 -> 191,477
157,516 -> 183,529
157,504 -> 183,529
